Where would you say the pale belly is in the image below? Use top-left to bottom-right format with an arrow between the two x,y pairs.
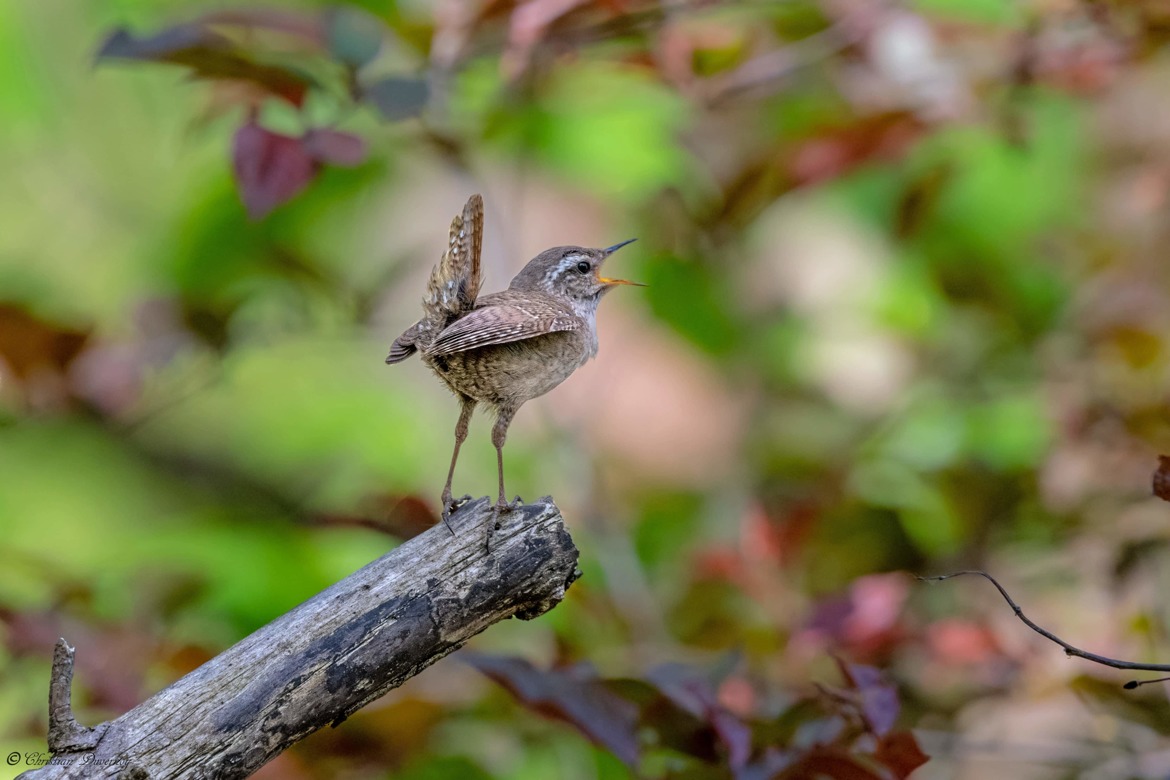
425,331 -> 590,408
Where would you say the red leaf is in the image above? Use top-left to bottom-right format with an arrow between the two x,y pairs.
303,128 -> 368,167
466,654 -> 642,766
232,122 -> 318,219
789,113 -> 925,186
310,493 -> 438,539
875,732 -> 929,779
1154,455 -> 1170,501
97,25 -> 313,105
838,661 -> 899,737
780,746 -> 886,780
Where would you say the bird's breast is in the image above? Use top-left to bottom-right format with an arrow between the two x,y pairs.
426,329 -> 591,408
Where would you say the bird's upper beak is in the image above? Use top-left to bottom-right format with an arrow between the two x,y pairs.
598,239 -> 645,287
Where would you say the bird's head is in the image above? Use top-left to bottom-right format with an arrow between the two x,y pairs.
509,239 -> 642,302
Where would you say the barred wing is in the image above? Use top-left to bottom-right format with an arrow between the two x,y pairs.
425,305 -> 581,356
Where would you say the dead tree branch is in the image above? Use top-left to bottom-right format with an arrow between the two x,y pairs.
18,497 -> 580,780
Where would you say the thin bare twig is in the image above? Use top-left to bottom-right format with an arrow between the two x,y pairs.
919,570 -> 1170,686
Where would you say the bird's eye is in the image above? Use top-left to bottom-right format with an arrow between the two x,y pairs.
575,260 -> 591,274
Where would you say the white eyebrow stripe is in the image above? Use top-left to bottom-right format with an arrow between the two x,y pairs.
549,253 -> 587,281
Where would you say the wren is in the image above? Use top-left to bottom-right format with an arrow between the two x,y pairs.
386,194 -> 640,529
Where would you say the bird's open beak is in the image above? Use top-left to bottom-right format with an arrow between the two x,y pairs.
598,239 -> 645,287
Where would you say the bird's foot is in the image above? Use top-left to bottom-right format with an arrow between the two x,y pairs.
486,497 -> 522,543
447,493 -> 473,512
493,495 -> 524,515
439,493 -> 473,536
485,497 -> 521,553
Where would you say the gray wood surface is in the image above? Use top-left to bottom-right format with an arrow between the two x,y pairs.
18,497 -> 579,780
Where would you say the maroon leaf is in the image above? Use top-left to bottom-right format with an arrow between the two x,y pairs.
647,664 -> 752,768
465,654 -> 641,766
362,76 -> 429,120
783,746 -> 886,780
310,493 -> 437,539
874,732 -> 929,779
603,677 -> 727,764
303,128 -> 368,167
97,25 -> 313,105
232,122 -> 318,219
838,661 -> 899,738
1154,455 -> 1170,501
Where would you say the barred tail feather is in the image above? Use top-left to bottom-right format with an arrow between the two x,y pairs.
385,337 -> 416,364
422,194 -> 484,325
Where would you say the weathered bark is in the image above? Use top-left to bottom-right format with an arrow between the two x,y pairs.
18,497 -> 579,780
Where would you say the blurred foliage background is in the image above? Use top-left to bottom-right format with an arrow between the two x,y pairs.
3,0 -> 1170,777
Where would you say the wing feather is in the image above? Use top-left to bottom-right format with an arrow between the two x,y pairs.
425,305 -> 580,356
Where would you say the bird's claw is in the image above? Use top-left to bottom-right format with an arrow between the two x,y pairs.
494,496 -> 524,514
439,508 -> 456,536
442,494 -> 472,514
439,493 -> 473,537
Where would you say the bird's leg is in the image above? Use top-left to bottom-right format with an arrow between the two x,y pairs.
491,407 -> 520,515
440,396 -> 476,534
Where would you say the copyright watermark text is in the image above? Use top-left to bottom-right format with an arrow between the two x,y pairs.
6,751 -> 129,768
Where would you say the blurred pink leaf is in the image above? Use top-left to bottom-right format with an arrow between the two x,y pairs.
503,0 -> 589,79
925,618 -> 1003,665
303,128 -> 368,167
232,122 -> 318,219
802,574 -> 910,660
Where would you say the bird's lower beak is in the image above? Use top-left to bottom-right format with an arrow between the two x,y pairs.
598,276 -> 646,287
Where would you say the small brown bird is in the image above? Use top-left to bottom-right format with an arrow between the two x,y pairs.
386,194 -> 640,527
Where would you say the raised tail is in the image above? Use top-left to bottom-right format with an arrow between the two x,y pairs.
387,195 -> 484,364
424,194 -> 483,325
